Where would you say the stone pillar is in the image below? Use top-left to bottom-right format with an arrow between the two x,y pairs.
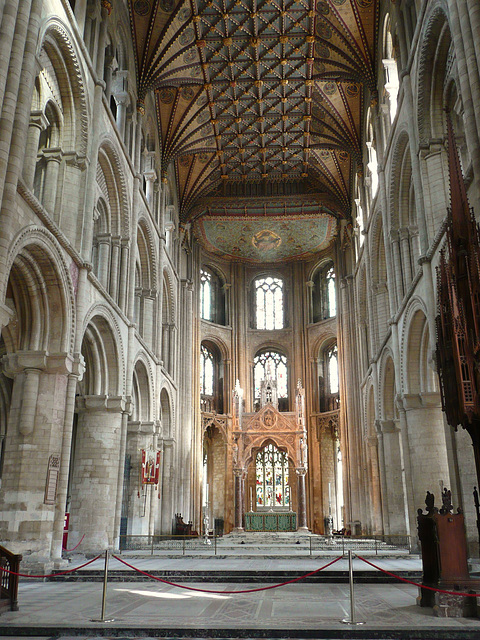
144,170 -> 156,208
41,149 -> 62,214
0,351 -> 78,563
389,230 -> 403,305
398,227 -> 412,290
23,110 -> 48,189
377,420 -> 408,534
69,395 -> 126,553
233,469 -> 244,531
116,94 -> 128,140
118,240 -> 129,312
402,393 -> 451,521
160,439 -> 174,534
96,234 -> 111,290
296,468 -> 308,530
366,435 -> 383,534
109,237 -> 121,302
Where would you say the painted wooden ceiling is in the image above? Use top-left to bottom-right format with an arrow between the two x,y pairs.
128,0 -> 379,261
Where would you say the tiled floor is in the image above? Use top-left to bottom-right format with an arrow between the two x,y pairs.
1,555 -> 480,637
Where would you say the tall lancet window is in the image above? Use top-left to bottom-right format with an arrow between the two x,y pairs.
256,444 -> 290,508
328,344 -> 339,395
255,277 -> 284,329
200,269 -> 212,321
200,344 -> 214,396
326,266 -> 336,317
254,351 -> 288,402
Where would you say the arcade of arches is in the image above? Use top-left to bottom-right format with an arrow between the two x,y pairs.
1,0 -> 480,566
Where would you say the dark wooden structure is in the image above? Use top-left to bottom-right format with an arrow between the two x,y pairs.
0,545 -> 21,613
436,114 -> 480,535
417,501 -> 480,617
174,513 -> 198,537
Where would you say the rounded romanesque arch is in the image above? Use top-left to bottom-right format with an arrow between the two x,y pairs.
2,226 -> 75,355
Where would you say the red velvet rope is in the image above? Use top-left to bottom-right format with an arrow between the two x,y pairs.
62,534 -> 85,552
111,554 -> 344,594
0,553 -> 103,579
356,555 -> 480,598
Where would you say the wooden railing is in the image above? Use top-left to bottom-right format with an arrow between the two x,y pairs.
0,545 -> 21,612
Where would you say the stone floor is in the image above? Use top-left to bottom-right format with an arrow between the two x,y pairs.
0,556 -> 480,638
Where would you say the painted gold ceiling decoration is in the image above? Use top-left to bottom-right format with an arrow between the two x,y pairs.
128,0 -> 379,259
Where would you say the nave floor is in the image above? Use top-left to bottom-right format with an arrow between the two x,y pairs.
0,556 -> 480,638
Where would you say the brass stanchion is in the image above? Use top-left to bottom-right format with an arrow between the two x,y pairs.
341,550 -> 364,625
91,549 -> 115,623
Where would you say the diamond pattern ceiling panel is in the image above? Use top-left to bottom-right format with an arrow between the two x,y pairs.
128,0 -> 379,259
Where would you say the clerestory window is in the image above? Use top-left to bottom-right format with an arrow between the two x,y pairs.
255,277 -> 284,330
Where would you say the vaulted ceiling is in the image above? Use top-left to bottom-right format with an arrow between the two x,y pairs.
128,0 -> 379,261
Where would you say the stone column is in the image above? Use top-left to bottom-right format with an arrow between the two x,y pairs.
116,94 -> 128,140
389,230 -> 403,305
160,439 -> 174,534
69,395 -> 126,553
109,237 -> 121,303
41,149 -> 62,215
296,468 -> 308,530
96,234 -> 111,290
144,170 -> 156,208
0,351 -> 78,563
402,393 -> 451,521
118,239 -> 129,312
398,227 -> 412,290
366,435 -> 383,534
22,110 -> 48,189
233,469 -> 244,531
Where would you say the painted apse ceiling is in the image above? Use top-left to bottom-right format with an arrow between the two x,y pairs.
128,0 -> 379,261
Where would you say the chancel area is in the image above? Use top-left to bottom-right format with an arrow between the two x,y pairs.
1,0 -> 480,570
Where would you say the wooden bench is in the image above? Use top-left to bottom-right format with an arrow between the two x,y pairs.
0,545 -> 22,613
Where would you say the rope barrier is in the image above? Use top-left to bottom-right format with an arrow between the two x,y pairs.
62,534 -> 85,552
111,553 -> 344,594
0,553 -> 103,579
356,555 -> 480,599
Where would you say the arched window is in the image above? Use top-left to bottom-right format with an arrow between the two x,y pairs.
200,267 -> 226,325
255,276 -> 284,330
200,344 -> 214,397
256,444 -> 290,508
200,342 -> 224,413
327,344 -> 339,395
382,15 -> 399,123
317,342 -> 340,412
254,350 -> 288,410
311,262 -> 336,323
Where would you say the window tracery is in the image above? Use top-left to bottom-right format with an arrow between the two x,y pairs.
254,350 -> 288,410
255,276 -> 284,330
255,444 -> 290,509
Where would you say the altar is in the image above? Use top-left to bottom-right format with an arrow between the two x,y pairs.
245,511 -> 297,532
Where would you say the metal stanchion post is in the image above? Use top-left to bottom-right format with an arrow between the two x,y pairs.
183,536 -> 185,556
214,531 -> 217,556
90,549 -> 115,623
341,550 -> 364,625
310,536 -> 312,557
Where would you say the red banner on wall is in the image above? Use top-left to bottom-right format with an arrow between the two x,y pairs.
141,450 -> 160,484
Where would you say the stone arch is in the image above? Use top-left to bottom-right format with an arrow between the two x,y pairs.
417,3 -> 452,144
80,305 -> 125,396
96,139 -> 130,237
132,357 -> 153,423
2,226 -> 75,354
160,387 -> 174,439
378,350 -> 396,421
162,267 -> 176,324
137,216 -> 158,291
400,299 -> 432,395
36,19 -> 89,155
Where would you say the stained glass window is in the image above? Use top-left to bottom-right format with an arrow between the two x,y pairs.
255,277 -> 284,330
254,351 -> 287,400
256,444 -> 290,508
200,269 -> 212,321
200,344 -> 214,396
